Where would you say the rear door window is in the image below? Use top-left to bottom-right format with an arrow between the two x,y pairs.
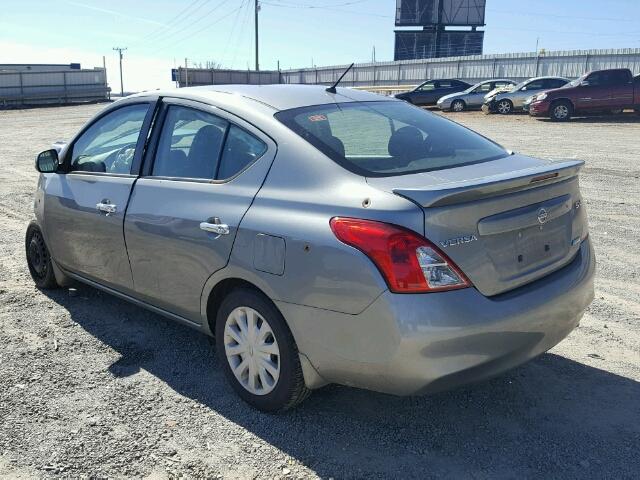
217,125 -> 267,179
152,106 -> 228,180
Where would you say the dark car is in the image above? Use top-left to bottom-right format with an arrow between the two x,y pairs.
529,68 -> 640,121
395,79 -> 471,106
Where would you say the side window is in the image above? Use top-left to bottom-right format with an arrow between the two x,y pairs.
217,126 -> 267,179
70,104 -> 149,174
493,81 -> 512,89
546,79 -> 567,89
607,70 -> 631,86
523,80 -> 544,91
474,83 -> 492,93
586,72 -> 604,86
417,81 -> 435,91
152,106 -> 228,179
439,80 -> 453,88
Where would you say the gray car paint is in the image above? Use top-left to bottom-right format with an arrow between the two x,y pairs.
485,76 -> 570,110
437,79 -> 517,110
33,85 -> 595,396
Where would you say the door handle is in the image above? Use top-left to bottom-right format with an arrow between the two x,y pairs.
200,217 -> 230,236
96,201 -> 117,216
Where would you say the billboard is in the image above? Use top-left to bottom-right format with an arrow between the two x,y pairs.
395,0 -> 486,26
394,30 -> 484,61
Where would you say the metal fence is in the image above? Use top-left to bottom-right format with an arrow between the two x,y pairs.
0,68 -> 110,108
177,68 -> 281,87
179,48 -> 640,91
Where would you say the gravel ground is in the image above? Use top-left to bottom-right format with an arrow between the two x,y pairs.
1,104 -> 639,479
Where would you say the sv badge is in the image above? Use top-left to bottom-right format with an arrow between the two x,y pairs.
439,234 -> 478,248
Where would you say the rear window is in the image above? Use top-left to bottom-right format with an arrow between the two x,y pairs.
275,101 -> 508,176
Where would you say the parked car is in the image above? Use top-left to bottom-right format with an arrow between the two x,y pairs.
27,85 -> 594,412
395,79 -> 471,106
483,76 -> 570,114
529,68 -> 640,121
436,79 -> 517,111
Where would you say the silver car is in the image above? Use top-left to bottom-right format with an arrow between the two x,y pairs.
483,76 -> 570,114
27,85 -> 595,411
437,79 -> 516,111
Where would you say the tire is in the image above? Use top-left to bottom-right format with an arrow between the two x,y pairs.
451,99 -> 466,112
215,288 -> 311,412
25,222 -> 59,289
550,100 -> 572,122
496,99 -> 513,115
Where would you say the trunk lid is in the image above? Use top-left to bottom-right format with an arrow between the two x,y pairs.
367,154 -> 588,296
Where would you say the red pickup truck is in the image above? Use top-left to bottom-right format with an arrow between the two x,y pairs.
529,68 -> 640,121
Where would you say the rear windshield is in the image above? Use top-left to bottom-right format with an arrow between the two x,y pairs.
275,101 -> 508,176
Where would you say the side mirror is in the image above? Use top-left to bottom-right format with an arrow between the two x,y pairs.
580,80 -> 590,87
35,149 -> 59,173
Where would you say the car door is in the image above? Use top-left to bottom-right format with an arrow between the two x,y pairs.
411,80 -> 437,105
434,80 -> 457,103
467,82 -> 494,107
124,98 -> 276,323
516,79 -> 545,107
43,100 -> 156,293
575,71 -> 610,111
607,70 -> 634,109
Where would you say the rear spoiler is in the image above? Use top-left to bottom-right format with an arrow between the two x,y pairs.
394,160 -> 584,208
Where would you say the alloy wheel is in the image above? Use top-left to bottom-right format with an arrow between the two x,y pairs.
223,306 -> 281,395
452,100 -> 464,112
497,100 -> 512,114
554,105 -> 569,119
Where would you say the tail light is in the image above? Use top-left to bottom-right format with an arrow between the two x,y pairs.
330,217 -> 471,293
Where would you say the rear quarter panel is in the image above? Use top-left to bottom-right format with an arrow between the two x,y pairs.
204,127 -> 424,316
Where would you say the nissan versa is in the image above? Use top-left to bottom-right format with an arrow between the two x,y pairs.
26,85 -> 595,412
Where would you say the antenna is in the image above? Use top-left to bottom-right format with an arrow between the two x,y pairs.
326,63 -> 354,94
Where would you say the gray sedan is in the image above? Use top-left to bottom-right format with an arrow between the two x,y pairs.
483,76 -> 570,114
27,85 -> 594,411
437,79 -> 516,111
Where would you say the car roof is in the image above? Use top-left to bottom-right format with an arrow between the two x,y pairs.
129,84 -> 394,112
524,76 -> 570,81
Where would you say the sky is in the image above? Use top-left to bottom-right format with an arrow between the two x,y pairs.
2,0 -> 640,92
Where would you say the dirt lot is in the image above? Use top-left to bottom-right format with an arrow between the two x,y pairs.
1,104 -> 639,479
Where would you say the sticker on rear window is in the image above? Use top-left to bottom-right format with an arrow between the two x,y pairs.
308,114 -> 328,122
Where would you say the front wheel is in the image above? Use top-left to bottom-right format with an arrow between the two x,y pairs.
550,100 -> 573,121
215,288 -> 311,412
496,99 -> 513,115
451,99 -> 466,112
25,222 -> 59,289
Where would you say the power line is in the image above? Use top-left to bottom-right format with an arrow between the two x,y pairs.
135,0 -> 210,44
147,4 -> 244,56
141,0 -> 235,51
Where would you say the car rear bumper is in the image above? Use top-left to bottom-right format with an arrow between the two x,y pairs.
529,100 -> 551,116
278,238 -> 595,395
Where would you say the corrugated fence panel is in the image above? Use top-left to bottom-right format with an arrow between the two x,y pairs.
0,68 -> 109,107
180,49 -> 640,90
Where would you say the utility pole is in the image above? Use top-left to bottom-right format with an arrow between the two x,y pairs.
254,0 -> 260,71
112,47 -> 127,96
185,58 -> 189,87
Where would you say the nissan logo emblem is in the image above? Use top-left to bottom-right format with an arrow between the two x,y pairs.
537,207 -> 549,224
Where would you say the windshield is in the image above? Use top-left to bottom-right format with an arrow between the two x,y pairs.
275,101 -> 509,177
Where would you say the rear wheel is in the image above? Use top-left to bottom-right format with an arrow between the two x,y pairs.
451,99 -> 466,112
215,288 -> 310,412
550,100 -> 572,121
496,99 -> 513,115
25,223 -> 59,289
